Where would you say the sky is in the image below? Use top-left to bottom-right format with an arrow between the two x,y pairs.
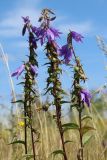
0,0 -> 107,116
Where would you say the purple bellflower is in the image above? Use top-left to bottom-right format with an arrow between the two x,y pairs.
80,89 -> 92,107
11,64 -> 25,79
60,31 -> 84,64
59,44 -> 73,64
32,26 -> 61,45
70,31 -> 84,42
11,64 -> 38,79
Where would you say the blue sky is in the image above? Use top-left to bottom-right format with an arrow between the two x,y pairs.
0,0 -> 107,114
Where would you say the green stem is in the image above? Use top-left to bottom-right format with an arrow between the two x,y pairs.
78,110 -> 83,160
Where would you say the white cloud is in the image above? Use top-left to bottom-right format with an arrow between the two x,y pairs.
58,21 -> 93,35
0,3 -> 41,38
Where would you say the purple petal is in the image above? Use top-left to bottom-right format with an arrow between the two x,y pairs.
59,44 -> 73,64
30,65 -> 38,75
64,48 -> 73,64
59,44 -> 68,56
47,29 -> 55,41
50,27 -> 62,38
35,27 -> 61,45
11,64 -> 25,79
22,16 -> 30,24
80,89 -> 91,107
31,26 -> 37,33
71,31 -> 84,42
80,92 -> 85,102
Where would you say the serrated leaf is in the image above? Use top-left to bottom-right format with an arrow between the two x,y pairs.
62,123 -> 79,132
64,140 -> 73,145
8,140 -> 25,145
81,115 -> 92,121
51,150 -> 64,158
81,126 -> 95,135
83,135 -> 93,146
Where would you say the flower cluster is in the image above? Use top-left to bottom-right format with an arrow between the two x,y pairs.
32,26 -> 61,45
10,9 -> 93,160
60,31 -> 84,64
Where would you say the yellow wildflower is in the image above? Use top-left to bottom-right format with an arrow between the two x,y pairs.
18,121 -> 24,127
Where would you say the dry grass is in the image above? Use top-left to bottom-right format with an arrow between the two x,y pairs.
0,104 -> 107,160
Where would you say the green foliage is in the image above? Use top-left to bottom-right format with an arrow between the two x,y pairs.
8,140 -> 25,145
62,123 -> 79,132
83,135 -> 93,146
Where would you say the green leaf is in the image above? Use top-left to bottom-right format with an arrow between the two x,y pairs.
81,115 -> 92,121
62,123 -> 79,132
83,135 -> 93,146
60,101 -> 70,104
8,140 -> 25,145
43,62 -> 51,66
17,82 -> 25,85
44,87 -> 53,95
64,140 -> 73,145
51,150 -> 64,159
11,100 -> 24,104
81,126 -> 95,135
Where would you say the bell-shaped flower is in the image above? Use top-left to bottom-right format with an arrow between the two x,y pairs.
11,64 -> 25,79
70,31 -> 84,42
59,44 -> 73,64
80,89 -> 92,107
32,26 -> 61,45
11,64 -> 38,79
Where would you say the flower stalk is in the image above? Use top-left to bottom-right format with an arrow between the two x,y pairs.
71,51 -> 91,160
45,41 -> 68,160
35,8 -> 68,160
61,32 -> 91,160
23,31 -> 38,160
12,17 -> 38,160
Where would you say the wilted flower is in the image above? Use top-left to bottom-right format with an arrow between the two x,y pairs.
32,26 -> 61,45
70,31 -> 84,42
80,89 -> 92,107
11,64 -> 25,79
59,44 -> 73,64
22,16 -> 30,24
